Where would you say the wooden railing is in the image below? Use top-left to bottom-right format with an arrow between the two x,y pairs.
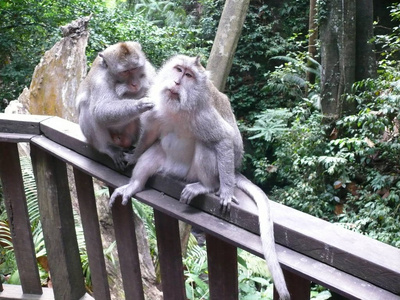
0,113 -> 399,300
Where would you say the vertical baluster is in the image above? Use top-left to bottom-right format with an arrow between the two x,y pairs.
273,269 -> 310,300
109,188 -> 144,300
74,168 -> 111,300
31,145 -> 86,300
154,209 -> 186,300
0,142 -> 42,294
206,234 -> 238,300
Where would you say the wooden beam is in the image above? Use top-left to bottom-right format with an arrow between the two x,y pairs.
273,269 -> 310,300
0,142 -> 42,294
30,145 -> 86,300
0,113 -> 50,135
26,120 -> 400,296
154,210 -> 186,300
206,234 -> 238,300
74,168 -> 111,300
110,188 -> 145,300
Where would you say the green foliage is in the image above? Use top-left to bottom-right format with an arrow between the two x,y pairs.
226,1 -> 309,121
184,235 -> 209,300
247,109 -> 292,142
246,12 -> 400,247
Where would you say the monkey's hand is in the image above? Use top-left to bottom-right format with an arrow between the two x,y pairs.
109,182 -> 140,207
135,99 -> 155,114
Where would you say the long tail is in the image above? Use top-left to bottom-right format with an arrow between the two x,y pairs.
236,173 -> 290,300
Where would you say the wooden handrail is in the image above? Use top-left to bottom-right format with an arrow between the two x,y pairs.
0,113 -> 399,300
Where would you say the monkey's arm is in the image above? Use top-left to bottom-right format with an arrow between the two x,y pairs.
195,109 -> 238,209
92,98 -> 154,127
215,137 -> 237,204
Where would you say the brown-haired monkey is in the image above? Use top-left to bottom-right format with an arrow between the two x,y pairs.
76,41 -> 156,169
109,55 -> 290,300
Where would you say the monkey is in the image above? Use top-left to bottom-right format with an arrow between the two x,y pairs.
109,55 -> 290,300
76,41 -> 156,169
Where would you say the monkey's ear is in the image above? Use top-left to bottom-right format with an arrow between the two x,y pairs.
132,41 -> 142,50
99,52 -> 108,67
195,55 -> 203,67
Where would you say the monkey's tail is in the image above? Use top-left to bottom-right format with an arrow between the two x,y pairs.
235,173 -> 290,300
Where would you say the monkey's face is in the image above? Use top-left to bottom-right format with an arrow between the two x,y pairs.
166,65 -> 194,100
158,55 -> 208,111
116,66 -> 146,94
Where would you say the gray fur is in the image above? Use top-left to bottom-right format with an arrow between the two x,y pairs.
109,55 -> 290,300
76,41 -> 156,169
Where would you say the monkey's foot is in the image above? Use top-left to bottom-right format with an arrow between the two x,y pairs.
180,182 -> 212,204
109,182 -> 141,207
123,152 -> 138,166
215,191 -> 239,214
107,146 -> 128,170
113,156 -> 127,171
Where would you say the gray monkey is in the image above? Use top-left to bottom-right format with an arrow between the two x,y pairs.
76,41 -> 156,169
109,55 -> 290,300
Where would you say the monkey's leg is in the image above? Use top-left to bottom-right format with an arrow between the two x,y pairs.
109,143 -> 164,207
181,143 -> 220,205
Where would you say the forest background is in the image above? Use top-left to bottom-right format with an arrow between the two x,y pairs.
0,0 -> 399,297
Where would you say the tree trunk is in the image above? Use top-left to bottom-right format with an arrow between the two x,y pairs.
206,0 -> 250,91
307,0 -> 318,85
320,0 -> 356,121
356,0 -> 377,81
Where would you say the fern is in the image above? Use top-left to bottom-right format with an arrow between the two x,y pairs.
247,109 -> 292,142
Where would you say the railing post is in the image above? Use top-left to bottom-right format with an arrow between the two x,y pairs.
273,269 -> 311,300
109,188 -> 145,300
154,209 -> 186,300
30,144 -> 86,300
206,234 -> 238,300
0,142 -> 42,294
74,168 -> 111,300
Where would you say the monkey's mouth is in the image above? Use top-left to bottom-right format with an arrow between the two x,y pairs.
167,89 -> 180,101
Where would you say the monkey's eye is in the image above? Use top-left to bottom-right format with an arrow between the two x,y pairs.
175,66 -> 183,73
185,73 -> 193,78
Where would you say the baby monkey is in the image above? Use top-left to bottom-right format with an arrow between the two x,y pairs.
109,55 -> 290,300
76,41 -> 156,169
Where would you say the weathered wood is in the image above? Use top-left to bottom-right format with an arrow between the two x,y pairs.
29,132 -> 400,295
272,201 -> 400,294
73,168 -> 111,300
206,234 -> 238,300
30,144 -> 86,300
0,113 -> 50,135
0,284 -> 95,300
39,116 -> 119,171
153,210 -> 185,300
110,188 -> 144,300
0,133 -> 37,142
0,142 -> 42,294
0,284 -> 54,300
273,269 -> 310,300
